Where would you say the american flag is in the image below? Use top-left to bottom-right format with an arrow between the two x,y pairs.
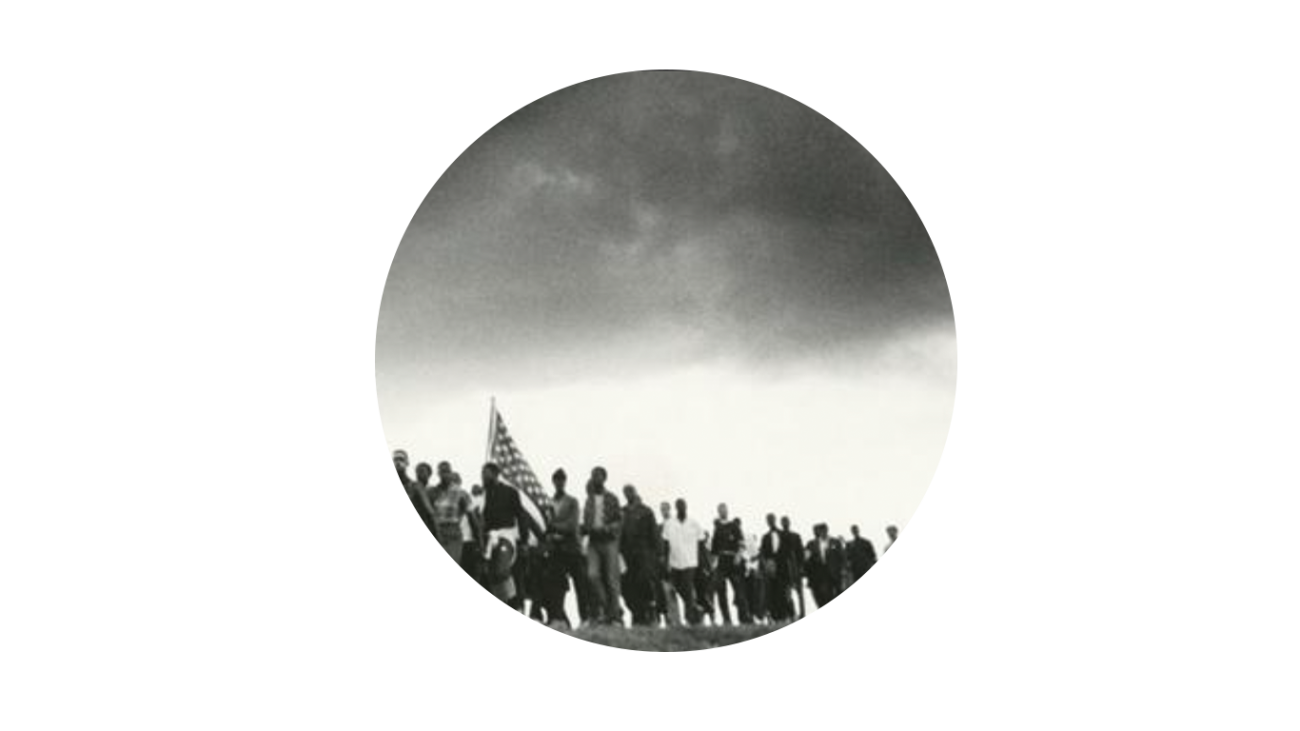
487,405 -> 550,532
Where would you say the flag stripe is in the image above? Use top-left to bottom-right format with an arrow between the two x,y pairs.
488,409 -> 550,532
961,332 -> 1300,358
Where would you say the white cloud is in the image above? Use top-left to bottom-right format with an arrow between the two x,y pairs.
506,160 -> 596,198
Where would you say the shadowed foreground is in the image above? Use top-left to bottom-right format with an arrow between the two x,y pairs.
558,623 -> 783,652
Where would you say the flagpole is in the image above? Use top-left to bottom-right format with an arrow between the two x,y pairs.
479,396 -> 495,554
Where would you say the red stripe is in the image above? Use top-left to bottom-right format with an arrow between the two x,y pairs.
967,332 -> 1300,358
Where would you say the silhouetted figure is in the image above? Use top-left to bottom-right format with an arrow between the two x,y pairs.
760,513 -> 790,621
743,531 -> 768,623
1,364 -> 39,626
516,534 -> 547,621
481,461 -> 539,607
712,503 -> 751,625
805,523 -> 846,609
696,525 -> 717,624
1,83 -> 91,345
619,484 -> 659,626
781,516 -> 806,619
885,525 -> 899,553
465,483 -> 487,587
846,524 -> 877,585
406,461 -> 438,536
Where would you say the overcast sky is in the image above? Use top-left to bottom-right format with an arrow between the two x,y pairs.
376,71 -> 955,549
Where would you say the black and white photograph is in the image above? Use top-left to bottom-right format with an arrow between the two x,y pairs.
12,69 -> 1300,647
377,70 -> 954,650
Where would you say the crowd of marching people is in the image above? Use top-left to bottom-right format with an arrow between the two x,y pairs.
394,449 -> 899,629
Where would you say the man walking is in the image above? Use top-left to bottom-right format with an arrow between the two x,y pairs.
545,468 -> 585,628
805,523 -> 846,609
408,460 -> 439,626
619,484 -> 659,626
846,524 -> 877,585
392,447 -> 418,577
480,462 -> 539,607
695,533 -> 716,625
656,501 -> 682,627
662,498 -> 706,626
456,472 -> 485,583
582,467 -> 623,625
427,462 -> 473,565
413,460 -> 439,569
760,513 -> 789,621
781,515 -> 806,619
743,531 -> 767,624
465,483 -> 488,587
510,503 -> 550,623
711,504 -> 751,625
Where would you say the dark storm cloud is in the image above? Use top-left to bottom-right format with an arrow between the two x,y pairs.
378,71 -> 952,388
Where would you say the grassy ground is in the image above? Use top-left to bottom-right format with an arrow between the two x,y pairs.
556,623 -> 785,652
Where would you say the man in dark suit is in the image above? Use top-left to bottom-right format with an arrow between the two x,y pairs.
846,524 -> 877,586
619,484 -> 659,626
760,513 -> 790,621
711,503 -> 751,625
828,533 -> 846,602
780,515 -> 805,619
694,534 -> 716,625
805,523 -> 846,609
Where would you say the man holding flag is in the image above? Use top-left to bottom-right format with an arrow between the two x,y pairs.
482,403 -> 550,609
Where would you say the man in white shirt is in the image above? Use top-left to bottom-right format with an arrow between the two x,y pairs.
743,531 -> 768,623
662,498 -> 705,626
655,501 -> 682,627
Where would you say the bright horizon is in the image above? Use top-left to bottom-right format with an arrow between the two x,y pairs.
379,327 -> 954,551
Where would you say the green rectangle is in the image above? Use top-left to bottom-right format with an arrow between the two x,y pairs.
816,606 -> 878,629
